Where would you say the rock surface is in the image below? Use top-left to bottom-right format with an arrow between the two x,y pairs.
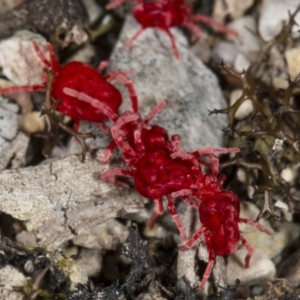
0,151 -> 146,250
226,248 -> 275,286
70,16 -> 227,155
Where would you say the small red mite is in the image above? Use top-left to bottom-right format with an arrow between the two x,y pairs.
179,177 -> 271,289
0,42 -> 138,130
106,0 -> 238,59
101,99 -> 240,240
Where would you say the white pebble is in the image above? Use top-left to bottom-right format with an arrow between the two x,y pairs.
230,89 -> 254,120
259,0 -> 300,41
226,248 -> 275,286
281,168 -> 294,183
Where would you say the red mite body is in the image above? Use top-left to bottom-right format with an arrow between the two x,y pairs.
180,182 -> 272,289
51,62 -> 122,123
106,0 -> 237,59
0,43 -> 138,127
102,100 -> 240,240
134,149 -> 198,199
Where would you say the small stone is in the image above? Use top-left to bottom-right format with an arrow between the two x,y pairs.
63,246 -> 79,258
16,230 -> 38,248
233,53 -> 250,73
76,249 -> 102,277
230,89 -> 254,120
281,167 -> 294,183
213,0 -> 254,22
285,47 -> 300,80
239,202 -> 300,259
211,41 -> 237,66
259,0 -> 300,41
0,30 -> 48,85
226,248 -> 275,286
228,16 -> 260,59
18,111 -> 46,133
73,219 -> 129,250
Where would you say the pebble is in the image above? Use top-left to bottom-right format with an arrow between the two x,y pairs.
211,41 -> 237,65
213,0 -> 255,22
73,219 -> 129,250
228,15 -> 260,58
259,0 -> 300,41
0,30 -> 48,86
212,15 -> 260,71
226,248 -> 275,286
18,111 -> 46,134
239,202 -> 300,259
76,248 -> 102,277
229,89 -> 254,120
285,46 -> 300,80
15,230 -> 38,248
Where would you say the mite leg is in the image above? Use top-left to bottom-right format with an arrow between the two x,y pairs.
101,168 -> 133,188
97,60 -> 109,73
167,195 -> 187,240
105,71 -> 138,113
164,28 -> 179,60
125,27 -> 144,51
179,226 -> 206,251
194,147 -> 240,175
239,218 -> 272,235
145,99 -> 168,123
106,0 -> 126,10
239,235 -> 254,268
171,134 -> 180,151
32,41 -> 51,68
182,21 -> 202,45
199,232 -> 215,290
190,14 -> 238,37
0,85 -> 45,95
110,113 -> 140,156
102,140 -> 117,163
148,198 -> 164,229
63,87 -> 118,121
171,189 -> 199,209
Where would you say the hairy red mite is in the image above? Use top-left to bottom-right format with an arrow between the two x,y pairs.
106,0 -> 237,59
0,42 -> 138,130
101,99 -> 240,240
180,180 -> 271,290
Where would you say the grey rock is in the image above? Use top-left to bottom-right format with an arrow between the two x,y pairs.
71,16 -> 227,155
